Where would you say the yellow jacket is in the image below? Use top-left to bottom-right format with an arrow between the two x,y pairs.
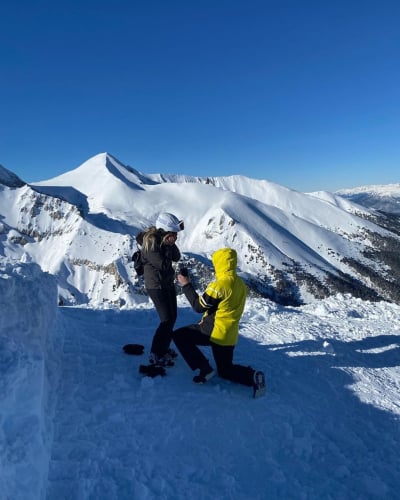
183,248 -> 247,346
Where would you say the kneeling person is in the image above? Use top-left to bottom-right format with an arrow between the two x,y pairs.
173,248 -> 266,398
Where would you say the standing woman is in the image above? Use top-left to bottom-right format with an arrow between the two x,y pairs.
140,212 -> 184,366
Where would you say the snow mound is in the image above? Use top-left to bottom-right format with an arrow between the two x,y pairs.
0,262 -> 59,500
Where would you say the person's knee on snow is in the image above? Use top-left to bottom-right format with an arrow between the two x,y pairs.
216,364 -> 234,380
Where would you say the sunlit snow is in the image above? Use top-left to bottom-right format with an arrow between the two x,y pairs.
1,262 -> 399,499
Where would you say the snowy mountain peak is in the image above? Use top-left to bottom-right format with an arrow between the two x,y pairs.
0,164 -> 25,188
37,152 -> 146,187
34,152 -> 157,215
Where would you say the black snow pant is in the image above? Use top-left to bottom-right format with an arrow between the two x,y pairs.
172,324 -> 255,386
147,286 -> 177,357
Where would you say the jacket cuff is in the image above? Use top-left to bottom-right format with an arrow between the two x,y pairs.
182,282 -> 198,303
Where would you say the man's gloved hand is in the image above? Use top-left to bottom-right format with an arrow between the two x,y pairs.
176,267 -> 190,286
178,266 -> 189,277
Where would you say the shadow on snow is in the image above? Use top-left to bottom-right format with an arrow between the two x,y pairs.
53,306 -> 400,499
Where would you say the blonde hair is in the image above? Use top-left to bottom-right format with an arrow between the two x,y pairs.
142,226 -> 173,252
142,226 -> 158,252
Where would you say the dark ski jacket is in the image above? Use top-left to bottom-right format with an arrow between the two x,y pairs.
181,248 -> 247,346
139,228 -> 181,289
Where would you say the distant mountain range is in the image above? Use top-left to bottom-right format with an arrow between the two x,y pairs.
1,153 -> 400,307
336,184 -> 400,215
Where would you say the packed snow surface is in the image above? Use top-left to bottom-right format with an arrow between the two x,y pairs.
1,262 -> 400,499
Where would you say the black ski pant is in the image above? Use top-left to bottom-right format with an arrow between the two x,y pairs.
147,286 -> 177,357
172,324 -> 255,386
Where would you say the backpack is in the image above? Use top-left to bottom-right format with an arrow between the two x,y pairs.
132,231 -> 145,276
132,249 -> 144,276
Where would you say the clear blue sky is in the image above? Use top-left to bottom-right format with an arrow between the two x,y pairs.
1,0 -> 399,191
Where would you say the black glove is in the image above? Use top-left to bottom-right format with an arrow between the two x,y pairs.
139,364 -> 166,377
123,344 -> 145,355
178,266 -> 189,277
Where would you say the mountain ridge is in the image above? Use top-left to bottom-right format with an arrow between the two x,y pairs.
0,164 -> 25,188
336,183 -> 400,215
1,153 -> 400,307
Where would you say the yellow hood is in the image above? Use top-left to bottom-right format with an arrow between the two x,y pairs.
212,248 -> 237,278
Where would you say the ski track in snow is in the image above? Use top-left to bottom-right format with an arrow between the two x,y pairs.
45,299 -> 400,500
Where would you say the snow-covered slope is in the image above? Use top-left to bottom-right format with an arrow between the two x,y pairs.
2,260 -> 400,499
336,183 -> 400,215
0,179 -> 137,307
1,153 -> 400,307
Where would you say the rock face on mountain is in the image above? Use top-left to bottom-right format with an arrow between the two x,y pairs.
1,152 -> 400,307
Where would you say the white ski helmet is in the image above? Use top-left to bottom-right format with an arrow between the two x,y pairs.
155,212 -> 184,232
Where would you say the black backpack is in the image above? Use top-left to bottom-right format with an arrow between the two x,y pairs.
132,249 -> 144,276
132,231 -> 144,276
